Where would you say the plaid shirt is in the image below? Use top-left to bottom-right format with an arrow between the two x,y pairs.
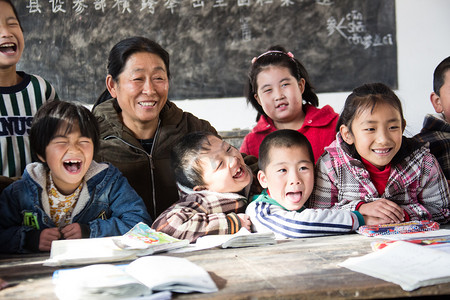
151,183 -> 249,243
311,133 -> 450,224
414,113 -> 450,180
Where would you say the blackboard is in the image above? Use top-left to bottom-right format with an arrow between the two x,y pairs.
15,0 -> 397,103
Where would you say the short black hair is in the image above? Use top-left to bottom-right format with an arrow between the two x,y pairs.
30,100 -> 100,162
433,56 -> 450,96
171,131 -> 222,189
258,129 -> 314,172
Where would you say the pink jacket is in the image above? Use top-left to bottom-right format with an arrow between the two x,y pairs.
240,104 -> 338,162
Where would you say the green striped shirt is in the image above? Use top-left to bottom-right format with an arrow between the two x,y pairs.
0,72 -> 58,177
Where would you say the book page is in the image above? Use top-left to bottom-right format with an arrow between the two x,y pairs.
339,241 -> 450,291
126,256 -> 218,294
44,237 -> 139,267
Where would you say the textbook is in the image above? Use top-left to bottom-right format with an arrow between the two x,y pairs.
44,223 -> 189,267
112,222 -> 189,254
339,241 -> 450,291
52,256 -> 218,300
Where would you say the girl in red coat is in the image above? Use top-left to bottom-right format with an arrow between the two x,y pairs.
240,46 -> 338,163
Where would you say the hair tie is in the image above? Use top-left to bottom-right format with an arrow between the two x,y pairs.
251,50 -> 295,64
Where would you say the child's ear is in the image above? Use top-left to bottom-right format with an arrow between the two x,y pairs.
430,92 -> 443,113
339,125 -> 354,145
106,75 -> 118,98
254,93 -> 262,106
257,170 -> 269,189
37,154 -> 46,163
193,185 -> 207,191
298,78 -> 306,94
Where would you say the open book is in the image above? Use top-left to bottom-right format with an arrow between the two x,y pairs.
339,241 -> 450,291
44,223 -> 189,267
52,256 -> 218,300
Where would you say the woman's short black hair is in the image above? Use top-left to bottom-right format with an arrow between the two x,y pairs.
30,100 -> 100,162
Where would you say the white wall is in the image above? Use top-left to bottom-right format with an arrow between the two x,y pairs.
173,0 -> 450,137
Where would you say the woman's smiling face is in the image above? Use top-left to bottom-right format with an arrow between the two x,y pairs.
107,51 -> 169,133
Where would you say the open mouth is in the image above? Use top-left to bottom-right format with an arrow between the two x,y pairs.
276,103 -> 288,109
0,43 -> 17,54
285,191 -> 302,203
233,167 -> 245,179
63,160 -> 82,173
138,101 -> 156,107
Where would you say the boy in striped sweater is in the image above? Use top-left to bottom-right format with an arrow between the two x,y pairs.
246,129 -> 374,239
152,131 -> 253,243
0,0 -> 59,183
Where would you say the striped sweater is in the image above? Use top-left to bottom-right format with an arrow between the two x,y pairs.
246,190 -> 363,239
0,72 -> 58,177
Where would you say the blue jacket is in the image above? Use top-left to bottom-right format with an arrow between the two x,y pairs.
0,161 -> 152,253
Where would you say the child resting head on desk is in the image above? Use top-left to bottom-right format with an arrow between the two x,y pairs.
0,100 -> 152,254
245,129 -> 374,239
151,131 -> 253,242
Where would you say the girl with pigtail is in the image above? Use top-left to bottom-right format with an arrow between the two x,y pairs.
240,46 -> 338,163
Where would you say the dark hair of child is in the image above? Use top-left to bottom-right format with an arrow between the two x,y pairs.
433,56 -> 450,96
30,100 -> 100,162
171,131 -> 223,189
258,129 -> 315,172
336,82 -> 406,134
245,45 -> 319,121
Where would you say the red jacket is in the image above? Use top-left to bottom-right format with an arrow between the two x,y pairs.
240,104 -> 338,163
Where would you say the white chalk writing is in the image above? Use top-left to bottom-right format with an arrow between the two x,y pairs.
27,0 -> 42,13
327,10 -> 394,49
73,0 -> 88,15
94,0 -> 106,12
192,0 -> 204,8
113,0 -> 131,13
281,0 -> 294,7
240,17 -> 251,41
141,0 -> 158,14
255,0 -> 273,6
164,0 -> 179,14
237,0 -> 251,7
49,0 -> 66,13
213,0 -> 228,8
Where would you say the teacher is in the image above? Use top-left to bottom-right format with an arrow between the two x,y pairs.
92,37 -> 217,221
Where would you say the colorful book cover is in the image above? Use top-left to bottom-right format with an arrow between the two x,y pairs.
113,222 -> 189,254
357,220 -> 439,237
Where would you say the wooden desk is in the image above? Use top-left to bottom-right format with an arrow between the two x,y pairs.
1,233 -> 449,299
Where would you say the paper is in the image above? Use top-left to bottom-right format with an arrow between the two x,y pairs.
44,223 -> 189,267
169,228 -> 276,253
339,241 -> 450,291
44,237 -> 139,267
52,256 -> 217,299
126,256 -> 218,293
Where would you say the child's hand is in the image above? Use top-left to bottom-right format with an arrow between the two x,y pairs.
238,213 -> 252,231
39,228 -> 61,251
363,215 -> 394,226
60,223 -> 82,239
359,199 -> 404,223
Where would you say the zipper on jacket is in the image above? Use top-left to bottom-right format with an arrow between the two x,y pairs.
103,118 -> 161,221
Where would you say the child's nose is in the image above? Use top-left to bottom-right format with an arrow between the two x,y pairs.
289,173 -> 302,185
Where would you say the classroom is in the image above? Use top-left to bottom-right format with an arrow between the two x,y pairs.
1,0 -> 450,299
